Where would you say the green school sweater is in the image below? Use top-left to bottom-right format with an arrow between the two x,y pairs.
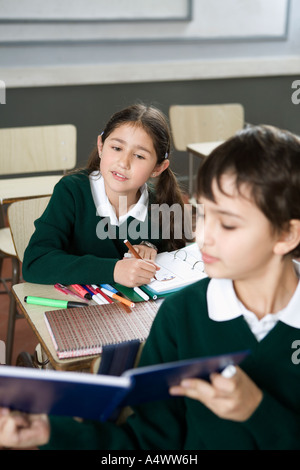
42,278 -> 300,450
22,171 -> 166,285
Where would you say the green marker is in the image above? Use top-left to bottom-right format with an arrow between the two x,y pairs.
24,296 -> 87,308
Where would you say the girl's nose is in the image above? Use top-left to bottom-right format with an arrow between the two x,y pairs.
202,216 -> 215,246
118,151 -> 131,169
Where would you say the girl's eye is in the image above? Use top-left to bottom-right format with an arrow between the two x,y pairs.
112,146 -> 121,151
135,154 -> 145,160
221,224 -> 236,230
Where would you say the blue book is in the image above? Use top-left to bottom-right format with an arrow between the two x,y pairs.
0,350 -> 249,422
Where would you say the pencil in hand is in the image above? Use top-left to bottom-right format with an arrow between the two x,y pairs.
124,239 -> 158,280
124,239 -> 142,259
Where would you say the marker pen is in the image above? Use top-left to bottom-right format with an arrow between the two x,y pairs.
83,285 -> 106,306
91,284 -> 112,304
70,284 -> 92,300
55,283 -> 89,302
100,288 -> 135,308
24,296 -> 87,308
99,284 -> 118,294
133,286 -> 150,301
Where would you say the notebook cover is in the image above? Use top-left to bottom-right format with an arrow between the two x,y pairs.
0,366 -> 131,421
122,350 -> 250,406
44,301 -> 159,359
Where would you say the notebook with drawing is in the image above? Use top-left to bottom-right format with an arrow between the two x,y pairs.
44,301 -> 159,360
142,243 -> 207,297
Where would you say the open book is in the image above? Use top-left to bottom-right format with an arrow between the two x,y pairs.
0,350 -> 249,422
142,243 -> 207,298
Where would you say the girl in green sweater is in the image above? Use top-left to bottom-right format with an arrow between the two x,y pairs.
22,104 -> 187,287
2,124 -> 300,450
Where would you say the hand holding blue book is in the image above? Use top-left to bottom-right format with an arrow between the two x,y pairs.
0,350 -> 249,422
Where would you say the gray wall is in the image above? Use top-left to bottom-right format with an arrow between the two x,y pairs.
1,75 -> 298,190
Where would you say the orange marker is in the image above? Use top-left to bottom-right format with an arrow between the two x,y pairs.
100,287 -> 135,308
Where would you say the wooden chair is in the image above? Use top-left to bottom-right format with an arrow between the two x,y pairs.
0,124 -> 76,364
169,104 -> 244,196
6,196 -> 51,365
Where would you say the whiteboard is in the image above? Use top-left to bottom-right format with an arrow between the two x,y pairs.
0,0 -> 191,22
193,0 -> 289,38
0,0 -> 290,42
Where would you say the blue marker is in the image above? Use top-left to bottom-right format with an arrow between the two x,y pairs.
99,284 -> 118,294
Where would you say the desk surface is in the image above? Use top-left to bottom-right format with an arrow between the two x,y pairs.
0,175 -> 62,204
187,141 -> 223,157
13,282 -> 99,372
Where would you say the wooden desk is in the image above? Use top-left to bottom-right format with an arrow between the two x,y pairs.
13,282 -> 99,372
186,141 -> 223,197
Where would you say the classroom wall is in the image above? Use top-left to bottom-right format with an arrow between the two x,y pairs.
0,0 -> 299,189
2,75 -> 298,188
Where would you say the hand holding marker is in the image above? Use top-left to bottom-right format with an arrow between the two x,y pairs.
124,239 -> 158,285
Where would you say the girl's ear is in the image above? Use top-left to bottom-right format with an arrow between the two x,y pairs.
97,134 -> 103,157
152,159 -> 170,177
274,220 -> 300,256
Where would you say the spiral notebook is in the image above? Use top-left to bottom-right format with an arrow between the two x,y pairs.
143,243 -> 207,297
44,301 -> 159,359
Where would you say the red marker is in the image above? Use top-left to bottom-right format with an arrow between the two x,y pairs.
70,284 -> 92,300
91,284 -> 113,304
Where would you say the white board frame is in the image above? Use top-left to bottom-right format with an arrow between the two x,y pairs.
0,0 -> 290,43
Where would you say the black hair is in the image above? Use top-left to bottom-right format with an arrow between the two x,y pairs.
197,124 -> 300,257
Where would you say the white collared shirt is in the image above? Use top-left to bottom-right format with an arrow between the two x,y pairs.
207,277 -> 300,341
89,172 -> 149,226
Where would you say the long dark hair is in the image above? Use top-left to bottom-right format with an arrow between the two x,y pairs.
197,124 -> 300,257
86,104 -> 187,250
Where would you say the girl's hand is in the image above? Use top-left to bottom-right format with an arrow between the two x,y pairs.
169,366 -> 263,422
0,408 -> 50,448
114,258 -> 159,287
131,244 -> 157,261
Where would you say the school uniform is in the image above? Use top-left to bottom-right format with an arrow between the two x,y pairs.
42,277 -> 300,450
22,171 -> 165,285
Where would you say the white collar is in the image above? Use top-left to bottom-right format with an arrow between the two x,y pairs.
89,172 -> 148,226
207,274 -> 300,329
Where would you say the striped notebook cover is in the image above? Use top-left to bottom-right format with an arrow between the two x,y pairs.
44,301 -> 159,359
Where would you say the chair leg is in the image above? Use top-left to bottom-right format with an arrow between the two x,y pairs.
5,257 -> 20,365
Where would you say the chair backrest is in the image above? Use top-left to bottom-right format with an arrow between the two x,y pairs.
0,124 -> 76,175
169,104 -> 244,151
7,196 -> 51,262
